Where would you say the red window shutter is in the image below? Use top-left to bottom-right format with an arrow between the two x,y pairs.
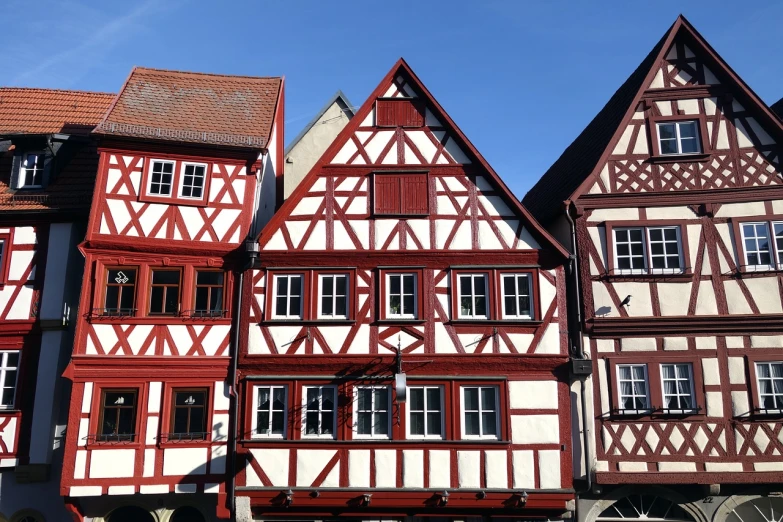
376,99 -> 424,127
400,175 -> 428,214
374,175 -> 401,214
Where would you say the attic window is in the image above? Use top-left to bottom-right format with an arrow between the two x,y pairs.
656,121 -> 701,155
376,99 -> 424,128
18,153 -> 44,189
373,173 -> 428,216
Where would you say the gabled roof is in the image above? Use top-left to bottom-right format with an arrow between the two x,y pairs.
523,15 -> 783,225
0,88 -> 115,136
285,90 -> 354,155
260,58 -> 568,258
772,97 -> 783,121
94,67 -> 282,149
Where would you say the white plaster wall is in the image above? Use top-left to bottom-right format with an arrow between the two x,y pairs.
89,449 -> 135,478
162,447 -> 208,476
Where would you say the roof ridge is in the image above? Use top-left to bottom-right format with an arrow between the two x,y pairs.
0,87 -> 115,97
133,66 -> 282,81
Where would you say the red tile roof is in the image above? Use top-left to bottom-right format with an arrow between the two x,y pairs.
0,88 -> 115,136
94,67 -> 282,148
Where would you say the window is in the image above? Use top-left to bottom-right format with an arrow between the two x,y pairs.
303,386 -> 336,438
501,274 -> 532,319
617,364 -> 651,412
354,386 -> 390,439
660,363 -> 695,412
254,385 -> 287,438
272,274 -> 303,319
149,269 -> 181,315
103,268 -> 137,315
0,351 -> 20,409
407,386 -> 443,439
376,98 -> 424,127
374,174 -> 428,215
612,226 -> 683,274
657,120 -> 701,155
18,153 -> 43,188
461,386 -> 498,439
740,222 -> 777,269
179,163 -> 206,199
147,160 -> 175,196
98,390 -> 137,441
755,362 -> 783,410
194,270 -> 224,316
318,274 -> 348,319
386,273 -> 417,318
457,274 -> 488,319
170,389 -> 208,440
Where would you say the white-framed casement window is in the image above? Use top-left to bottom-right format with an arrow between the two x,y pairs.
147,160 -> 175,196
407,385 -> 443,439
302,385 -> 337,439
617,364 -> 651,412
461,386 -> 499,440
318,274 -> 348,319
179,162 -> 207,199
387,273 -> 417,318
613,226 -> 683,274
18,153 -> 44,188
657,120 -> 701,155
272,274 -> 303,319
353,386 -> 390,439
660,363 -> 696,412
252,385 -> 287,438
739,222 -> 783,270
0,351 -> 20,409
755,362 -> 783,411
501,273 -> 533,319
457,274 -> 488,319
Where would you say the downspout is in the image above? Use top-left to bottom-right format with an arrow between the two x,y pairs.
564,201 -> 593,499
228,150 -> 267,521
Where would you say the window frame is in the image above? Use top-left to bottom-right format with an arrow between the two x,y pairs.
655,120 -> 702,156
251,384 -> 288,439
17,152 -> 45,189
455,273 -> 490,320
0,229 -> 14,286
0,351 -> 21,410
177,162 -> 209,200
95,388 -> 139,443
165,387 -> 210,442
604,221 -> 690,276
301,385 -> 338,439
405,385 -> 444,440
659,363 -> 697,414
459,385 -> 500,440
192,269 -> 226,317
145,159 -> 177,198
317,273 -> 350,320
731,217 -> 783,272
137,155 -> 213,206
648,113 -> 710,158
148,268 -> 182,316
380,270 -> 422,320
352,385 -> 392,440
747,355 -> 783,415
101,266 -> 139,317
269,273 -> 305,320
499,272 -> 534,320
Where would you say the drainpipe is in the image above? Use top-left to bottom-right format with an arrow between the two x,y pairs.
564,201 -> 593,502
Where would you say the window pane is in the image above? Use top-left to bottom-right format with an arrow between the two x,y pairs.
426,388 -> 440,410
271,412 -> 284,434
305,412 -> 319,434
164,288 -> 179,314
460,297 -> 473,316
374,411 -> 388,434
464,412 -> 480,435
276,277 -> 288,295
173,407 -> 189,432
358,388 -> 371,410
335,296 -> 346,315
409,388 -> 424,410
288,296 -> 301,316
209,288 -> 223,311
503,276 -> 515,295
481,388 -> 496,410
153,270 -> 180,284
410,412 -> 424,435
336,276 -> 346,294
504,296 -> 517,316
322,388 -> 335,411
464,388 -> 478,410
258,388 -> 270,409
389,295 -> 401,315
117,408 -> 135,434
105,286 -> 120,309
272,388 -> 285,409
475,296 -> 486,316
321,295 -> 333,315
306,388 -> 319,409
108,269 -> 136,284
189,408 -> 205,433
322,276 -> 333,296
658,124 -> 676,140
290,276 -> 301,295
474,276 -> 485,295
482,412 -> 497,435
403,275 -> 414,293
5,352 -> 18,367
3,371 -> 15,387
197,271 -> 223,285
374,388 -> 388,408
275,297 -> 287,316
257,411 -> 270,433
427,412 -> 441,435
403,295 -> 414,315
357,412 -> 371,434
390,275 -> 400,294
679,122 -> 697,138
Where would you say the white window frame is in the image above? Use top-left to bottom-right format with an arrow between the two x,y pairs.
656,120 -> 701,155
0,351 -> 20,409
659,363 -> 696,413
146,159 -> 176,197
386,273 -> 417,319
456,273 -> 489,319
616,364 -> 651,413
646,226 -> 684,274
301,385 -> 337,439
460,385 -> 499,440
251,385 -> 287,439
406,385 -> 444,440
317,274 -> 349,319
500,273 -> 533,319
755,361 -> 783,412
740,221 -> 780,271
613,227 -> 648,275
178,162 -> 208,200
18,152 -> 44,189
613,226 -> 684,275
352,385 -> 391,440
271,274 -> 304,320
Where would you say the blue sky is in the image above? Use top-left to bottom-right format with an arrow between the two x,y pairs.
3,0 -> 782,198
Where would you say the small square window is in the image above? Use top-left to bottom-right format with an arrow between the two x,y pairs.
194,270 -> 224,317
660,363 -> 695,412
98,389 -> 137,442
302,386 -> 337,439
149,269 -> 181,315
254,385 -> 287,438
457,274 -> 488,319
180,163 -> 207,199
614,228 -> 647,273
0,351 -> 20,409
318,274 -> 348,319
501,274 -> 532,319
657,121 -> 701,155
386,273 -> 417,318
272,274 -> 303,319
103,267 -> 137,316
148,160 -> 175,196
354,386 -> 390,439
461,386 -> 498,439
170,389 -> 208,440
755,362 -> 783,411
407,386 -> 443,439
18,153 -> 44,188
742,222 -> 773,269
617,364 -> 651,412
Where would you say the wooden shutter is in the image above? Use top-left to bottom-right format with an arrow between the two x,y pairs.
400,174 -> 428,214
376,99 -> 424,127
374,175 -> 401,214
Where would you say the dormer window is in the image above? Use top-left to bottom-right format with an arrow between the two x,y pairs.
148,160 -> 175,196
179,163 -> 207,199
18,153 -> 44,188
656,121 -> 701,155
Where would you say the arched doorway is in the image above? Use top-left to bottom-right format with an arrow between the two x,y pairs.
107,506 -> 154,522
597,495 -> 697,522
170,507 -> 205,522
722,497 -> 783,522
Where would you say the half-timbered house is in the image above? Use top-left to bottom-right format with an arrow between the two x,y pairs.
0,87 -> 114,522
60,67 -> 283,522
236,59 -> 574,521
524,15 -> 783,522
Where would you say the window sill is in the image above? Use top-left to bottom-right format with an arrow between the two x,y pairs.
448,319 -> 543,326
601,272 -> 692,282
87,315 -> 231,325
84,440 -> 141,449
604,408 -> 705,421
262,319 -> 356,326
137,193 -> 209,208
157,439 -> 213,448
647,153 -> 711,164
240,438 -> 512,445
375,319 -> 426,325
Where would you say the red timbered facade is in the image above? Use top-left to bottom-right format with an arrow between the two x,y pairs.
236,60 -> 574,521
524,16 -> 783,522
60,68 -> 283,522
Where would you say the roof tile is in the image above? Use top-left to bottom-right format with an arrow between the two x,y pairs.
0,88 -> 114,136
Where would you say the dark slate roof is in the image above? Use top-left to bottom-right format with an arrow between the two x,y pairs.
772,97 -> 783,121
522,29 -> 670,225
285,90 -> 355,155
94,67 -> 282,148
